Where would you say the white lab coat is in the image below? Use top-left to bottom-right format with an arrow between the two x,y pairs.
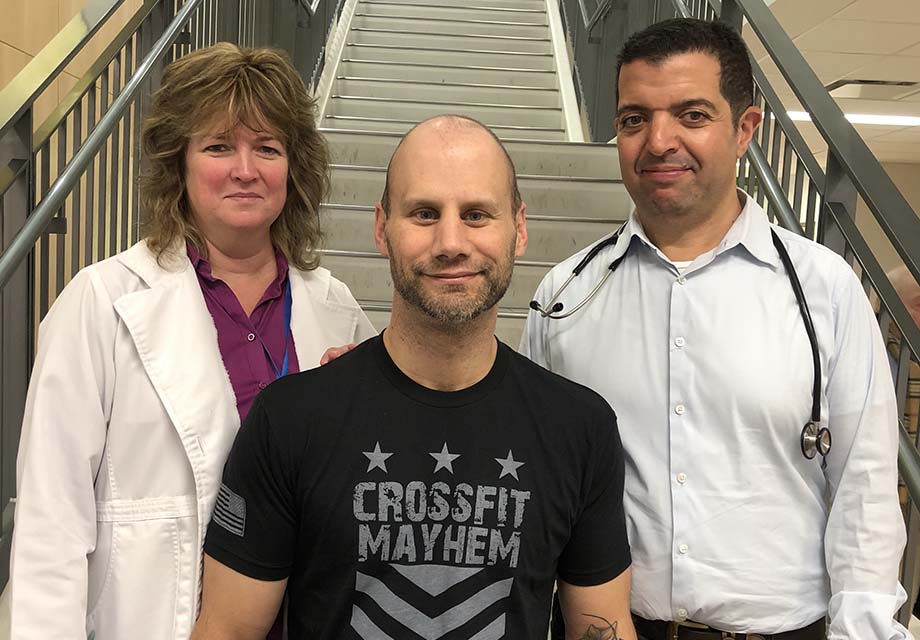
9,240 -> 377,640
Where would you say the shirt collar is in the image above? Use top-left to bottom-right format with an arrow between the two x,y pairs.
716,190 -> 781,268
186,240 -> 291,295
619,189 -> 781,270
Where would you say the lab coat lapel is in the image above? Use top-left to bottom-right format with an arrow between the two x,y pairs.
288,268 -> 362,370
112,244 -> 239,506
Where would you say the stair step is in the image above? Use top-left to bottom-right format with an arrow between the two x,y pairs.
351,14 -> 548,39
327,165 -> 632,217
323,129 -> 620,179
348,27 -> 552,54
343,43 -> 555,71
357,1 -> 547,24
332,77 -> 560,108
326,95 -> 563,129
373,0 -> 545,10
319,250 -> 550,311
336,60 -> 558,88
363,306 -> 527,348
320,204 -> 620,263
323,115 -> 567,140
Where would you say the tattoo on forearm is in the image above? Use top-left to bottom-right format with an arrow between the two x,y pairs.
577,613 -> 623,640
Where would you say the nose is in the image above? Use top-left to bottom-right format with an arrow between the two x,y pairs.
645,113 -> 680,157
230,149 -> 257,182
431,213 -> 473,261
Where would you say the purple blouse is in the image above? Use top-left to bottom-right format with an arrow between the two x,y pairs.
188,243 -> 300,422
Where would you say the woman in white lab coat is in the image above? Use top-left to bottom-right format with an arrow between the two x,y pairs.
9,43 -> 376,639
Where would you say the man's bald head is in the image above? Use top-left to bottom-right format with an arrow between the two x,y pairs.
380,115 -> 522,215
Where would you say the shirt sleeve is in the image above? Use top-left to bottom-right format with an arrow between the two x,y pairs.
556,400 -> 631,586
822,264 -> 911,639
204,395 -> 298,581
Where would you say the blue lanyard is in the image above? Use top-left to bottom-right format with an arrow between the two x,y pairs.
265,282 -> 292,380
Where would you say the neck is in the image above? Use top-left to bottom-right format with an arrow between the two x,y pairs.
639,189 -> 744,262
202,235 -> 277,281
384,298 -> 498,391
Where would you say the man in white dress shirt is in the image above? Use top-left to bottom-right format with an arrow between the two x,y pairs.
521,17 -> 910,640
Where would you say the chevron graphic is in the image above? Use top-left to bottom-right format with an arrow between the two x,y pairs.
350,565 -> 513,639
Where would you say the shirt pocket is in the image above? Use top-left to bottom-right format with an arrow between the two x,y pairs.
87,495 -> 198,639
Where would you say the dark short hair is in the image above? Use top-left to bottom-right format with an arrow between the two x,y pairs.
615,18 -> 754,126
381,115 -> 522,215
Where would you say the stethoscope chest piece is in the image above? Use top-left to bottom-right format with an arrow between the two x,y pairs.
800,421 -> 831,462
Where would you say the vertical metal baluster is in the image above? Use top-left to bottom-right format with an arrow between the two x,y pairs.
805,177 -> 818,239
85,85 -> 97,265
56,121 -> 67,297
792,157 -> 805,228
97,69 -> 110,261
109,55 -> 122,256
71,101 -> 83,275
39,141 -> 50,320
780,135 -> 793,208
121,41 -> 134,250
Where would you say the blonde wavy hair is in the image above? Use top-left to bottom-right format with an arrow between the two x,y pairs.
140,43 -> 328,270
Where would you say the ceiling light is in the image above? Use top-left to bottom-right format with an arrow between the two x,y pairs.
786,111 -> 920,126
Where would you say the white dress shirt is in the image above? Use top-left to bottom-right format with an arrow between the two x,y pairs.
520,194 -> 910,638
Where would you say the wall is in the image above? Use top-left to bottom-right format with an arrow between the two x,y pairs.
856,162 -> 920,274
0,0 -> 143,129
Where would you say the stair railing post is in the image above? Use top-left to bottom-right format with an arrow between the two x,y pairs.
0,109 -> 35,587
719,0 -> 744,32
820,153 -> 859,259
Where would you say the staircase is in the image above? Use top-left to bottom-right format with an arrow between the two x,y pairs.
316,0 -> 632,346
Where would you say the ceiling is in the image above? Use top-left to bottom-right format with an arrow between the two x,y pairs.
743,0 -> 920,164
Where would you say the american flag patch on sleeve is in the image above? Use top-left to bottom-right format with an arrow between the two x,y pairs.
213,483 -> 246,537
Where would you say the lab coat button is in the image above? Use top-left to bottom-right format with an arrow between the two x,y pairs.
677,276 -> 687,285
677,608 -> 688,620
675,404 -> 685,415
679,543 -> 689,554
675,337 -> 685,347
677,472 -> 687,484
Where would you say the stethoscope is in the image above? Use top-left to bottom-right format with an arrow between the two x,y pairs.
530,226 -> 831,467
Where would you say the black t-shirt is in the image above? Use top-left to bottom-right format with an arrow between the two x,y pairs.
205,335 -> 630,639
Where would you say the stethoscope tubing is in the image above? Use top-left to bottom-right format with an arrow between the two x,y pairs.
530,225 -> 828,464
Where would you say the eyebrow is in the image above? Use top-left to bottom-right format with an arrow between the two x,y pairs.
616,98 -> 719,118
402,197 -> 501,211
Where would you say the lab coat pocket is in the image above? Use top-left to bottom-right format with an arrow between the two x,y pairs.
87,495 -> 198,639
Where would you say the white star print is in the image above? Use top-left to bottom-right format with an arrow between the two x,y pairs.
362,442 -> 393,473
430,442 -> 461,474
495,450 -> 525,481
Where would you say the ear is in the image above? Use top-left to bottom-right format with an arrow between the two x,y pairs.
735,105 -> 763,159
514,202 -> 528,258
374,203 -> 389,257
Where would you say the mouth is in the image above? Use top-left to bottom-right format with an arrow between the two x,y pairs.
640,165 -> 692,180
225,192 -> 263,200
426,271 -> 481,284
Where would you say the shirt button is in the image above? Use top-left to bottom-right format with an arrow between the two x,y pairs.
677,608 -> 688,620
258,382 -> 267,390
679,543 -> 689,554
247,333 -> 256,342
677,472 -> 687,484
677,276 -> 687,285
675,337 -> 685,347
675,404 -> 685,415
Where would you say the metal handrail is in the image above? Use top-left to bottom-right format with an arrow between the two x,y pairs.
736,0 -> 920,282
577,0 -> 611,35
0,0 -> 203,291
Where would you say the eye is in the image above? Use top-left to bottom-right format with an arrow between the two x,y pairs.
682,111 -> 709,124
465,210 -> 486,223
203,143 -> 230,153
259,145 -> 283,156
618,114 -> 644,129
415,209 -> 437,222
